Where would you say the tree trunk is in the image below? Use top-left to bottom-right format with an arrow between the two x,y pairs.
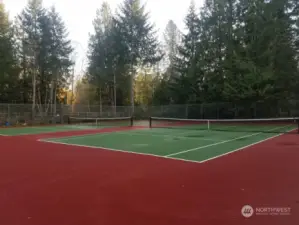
113,70 -> 117,117
130,63 -> 134,116
32,69 -> 36,119
99,86 -> 102,117
53,71 -> 58,115
71,67 -> 75,106
54,82 -> 57,115
37,86 -> 44,118
44,82 -> 50,115
49,80 -> 54,114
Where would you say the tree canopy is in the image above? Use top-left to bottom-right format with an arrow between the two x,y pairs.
0,0 -> 298,117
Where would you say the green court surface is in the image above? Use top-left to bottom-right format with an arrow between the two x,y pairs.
0,118 -> 133,136
40,127 -> 291,163
0,125 -> 99,136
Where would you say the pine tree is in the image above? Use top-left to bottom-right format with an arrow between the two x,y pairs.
87,2 -> 120,106
17,0 -> 46,114
163,20 -> 181,75
223,0 -> 299,103
290,0 -> 299,98
0,2 -> 20,102
198,0 -> 228,102
171,0 -> 201,104
47,6 -> 73,113
174,1 -> 200,75
267,0 -> 298,100
16,0 -> 73,114
114,0 -> 162,110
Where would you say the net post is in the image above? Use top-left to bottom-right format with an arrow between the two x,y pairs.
297,119 -> 299,134
149,117 -> 152,128
96,118 -> 99,127
208,120 -> 210,130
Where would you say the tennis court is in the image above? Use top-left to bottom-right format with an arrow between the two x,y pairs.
1,117 -> 298,163
0,116 -> 133,136
35,117 -> 299,163
1,116 -> 299,225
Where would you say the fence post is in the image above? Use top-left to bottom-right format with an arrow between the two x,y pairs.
100,103 -> 102,117
7,104 -> 10,122
234,103 -> 238,118
253,102 -> 256,118
185,104 -> 189,118
60,104 -> 64,124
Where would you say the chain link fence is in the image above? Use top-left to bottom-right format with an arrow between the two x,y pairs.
0,100 -> 298,125
0,104 -> 64,126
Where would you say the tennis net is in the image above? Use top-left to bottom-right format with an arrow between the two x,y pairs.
149,117 -> 299,134
68,116 -> 133,128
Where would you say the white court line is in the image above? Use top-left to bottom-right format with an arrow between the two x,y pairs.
0,124 -> 113,137
39,125 -> 296,165
42,127 -> 145,141
200,128 -> 297,163
58,125 -> 94,130
0,134 -> 8,136
3,130 -> 62,136
44,128 -> 144,141
47,129 -> 219,143
39,139 -> 202,164
139,128 -> 243,141
0,126 -> 78,136
165,125 -> 293,157
128,130 -> 219,142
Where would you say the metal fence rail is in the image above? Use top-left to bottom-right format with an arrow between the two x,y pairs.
0,100 -> 298,125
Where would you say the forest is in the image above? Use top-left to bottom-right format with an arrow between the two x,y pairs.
0,0 -> 299,117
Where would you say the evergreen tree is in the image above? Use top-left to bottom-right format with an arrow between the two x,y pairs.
47,6 -> 73,112
171,0 -> 202,104
163,20 -> 181,74
114,0 -> 162,110
267,0 -> 298,100
174,1 -> 200,76
87,2 -> 122,106
0,0 -> 298,117
198,0 -> 228,102
0,2 -> 20,102
16,0 -> 73,113
223,0 -> 299,103
17,0 -> 46,114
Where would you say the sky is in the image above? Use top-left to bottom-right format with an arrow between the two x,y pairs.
3,0 -> 204,74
